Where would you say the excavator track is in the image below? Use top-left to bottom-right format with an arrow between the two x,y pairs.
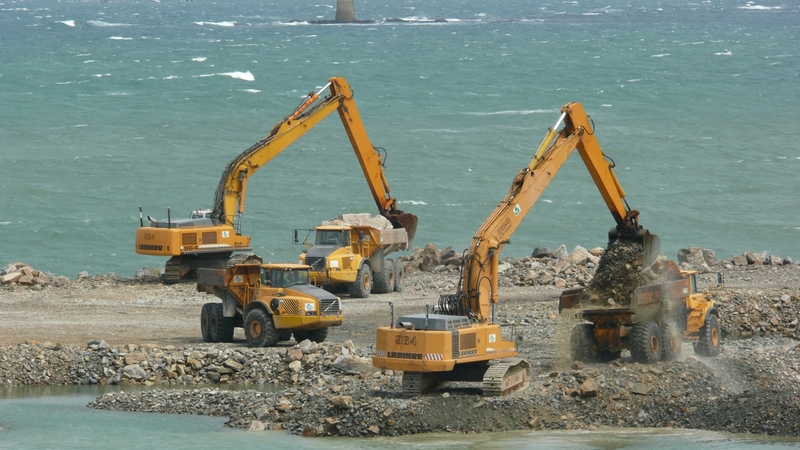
401,372 -> 442,397
164,258 -> 182,284
481,358 -> 530,397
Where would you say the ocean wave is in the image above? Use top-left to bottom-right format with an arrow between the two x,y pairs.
241,89 -> 261,93
108,36 -> 132,41
399,200 -> 427,206
715,50 -> 732,56
195,71 -> 254,81
59,20 -> 75,27
192,57 -> 207,62
194,21 -> 236,27
463,109 -> 557,116
738,4 -> 783,10
87,20 -> 132,27
651,54 -> 670,58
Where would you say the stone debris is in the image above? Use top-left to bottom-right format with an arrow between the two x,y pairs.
1,246 -> 800,438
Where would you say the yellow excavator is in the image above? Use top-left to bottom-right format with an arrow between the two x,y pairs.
373,102 -> 659,396
135,77 -> 418,283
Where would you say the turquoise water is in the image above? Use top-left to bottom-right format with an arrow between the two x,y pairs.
1,387 -> 799,449
1,0 -> 798,278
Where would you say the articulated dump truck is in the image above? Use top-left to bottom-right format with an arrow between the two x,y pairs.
295,213 -> 409,298
560,258 -> 723,364
196,254 -> 342,347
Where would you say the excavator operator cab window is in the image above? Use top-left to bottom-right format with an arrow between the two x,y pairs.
690,273 -> 698,294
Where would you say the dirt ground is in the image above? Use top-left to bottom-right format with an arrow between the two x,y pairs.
0,277 -> 559,349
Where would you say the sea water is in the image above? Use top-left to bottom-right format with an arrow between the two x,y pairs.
1,0 -> 798,278
0,386 -> 798,450
1,0 -> 799,445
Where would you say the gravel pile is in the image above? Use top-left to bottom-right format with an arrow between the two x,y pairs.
2,245 -> 799,437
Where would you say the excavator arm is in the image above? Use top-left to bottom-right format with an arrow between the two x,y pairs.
441,102 -> 658,322
211,76 -> 417,242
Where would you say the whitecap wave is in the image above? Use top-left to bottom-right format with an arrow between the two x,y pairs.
192,57 -> 207,62
399,200 -> 427,206
59,20 -> 75,27
87,20 -> 132,27
194,21 -> 236,27
715,50 -> 732,56
651,54 -> 670,58
241,89 -> 261,93
109,36 -> 132,40
738,4 -> 783,10
463,109 -> 557,116
195,71 -> 254,81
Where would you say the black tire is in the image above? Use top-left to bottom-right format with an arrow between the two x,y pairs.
694,314 -> 721,357
348,263 -> 372,298
200,303 -> 213,342
244,309 -> 279,347
630,321 -> 662,364
278,331 -> 292,342
660,321 -> 682,361
569,323 -> 599,362
209,303 -> 235,343
304,328 -> 328,343
372,258 -> 395,294
393,259 -> 405,292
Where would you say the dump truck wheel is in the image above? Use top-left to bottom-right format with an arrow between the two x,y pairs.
569,323 -> 600,363
393,259 -> 405,292
304,328 -> 328,343
694,314 -> 721,357
348,264 -> 372,298
244,309 -> 279,347
200,303 -> 214,343
630,321 -> 662,364
373,258 -> 395,294
209,303 -> 235,343
278,331 -> 292,342
660,321 -> 682,361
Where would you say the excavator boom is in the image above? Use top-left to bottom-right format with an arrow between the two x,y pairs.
135,77 -> 417,282
211,77 -> 417,242
373,102 -> 657,396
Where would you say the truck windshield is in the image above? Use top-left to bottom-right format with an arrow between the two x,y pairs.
270,269 -> 310,287
316,230 -> 346,246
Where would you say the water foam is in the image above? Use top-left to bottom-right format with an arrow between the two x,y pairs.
59,20 -> 75,27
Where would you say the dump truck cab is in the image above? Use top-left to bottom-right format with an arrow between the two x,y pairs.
197,259 -> 342,347
295,217 -> 409,298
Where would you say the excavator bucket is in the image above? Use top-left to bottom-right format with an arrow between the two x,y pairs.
608,228 -> 661,267
388,211 -> 418,248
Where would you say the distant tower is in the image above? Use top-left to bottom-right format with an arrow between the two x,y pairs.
335,0 -> 356,22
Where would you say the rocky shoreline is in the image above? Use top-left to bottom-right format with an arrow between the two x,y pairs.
1,245 -> 799,438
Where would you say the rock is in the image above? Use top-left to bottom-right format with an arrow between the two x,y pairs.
121,364 -> 147,381
769,255 -> 783,266
288,361 -> 302,372
677,247 -> 707,268
551,245 -> 568,260
532,247 -> 551,258
328,395 -> 352,408
567,246 -> 591,266
332,355 -> 375,375
125,353 -> 147,365
631,383 -> 654,396
248,420 -> 266,432
580,378 -> 599,397
732,254 -> 748,266
419,242 -> 441,272
744,251 -> 767,265
1,272 -> 22,284
222,359 -> 243,372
